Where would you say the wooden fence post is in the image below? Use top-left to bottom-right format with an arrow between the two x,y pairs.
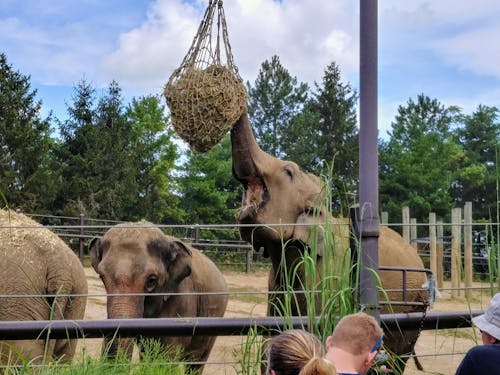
381,212 -> 388,225
451,207 -> 462,298
79,213 -> 85,263
402,206 -> 410,243
410,218 -> 417,249
436,220 -> 444,289
429,213 -> 437,281
464,202 -> 473,298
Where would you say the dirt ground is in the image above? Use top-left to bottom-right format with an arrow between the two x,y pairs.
79,267 -> 494,375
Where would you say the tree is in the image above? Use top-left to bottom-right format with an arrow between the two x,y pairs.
125,95 -> 183,223
0,53 -> 56,212
55,80 -> 135,219
247,55 -> 308,158
178,135 -> 241,239
452,105 -> 499,220
285,62 -> 358,215
379,94 -> 462,224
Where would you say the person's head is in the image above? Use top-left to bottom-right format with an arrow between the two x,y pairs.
473,293 -> 500,345
266,329 -> 336,375
325,312 -> 384,375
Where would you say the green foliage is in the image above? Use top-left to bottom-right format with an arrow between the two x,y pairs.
380,94 -> 461,224
237,326 -> 265,375
284,62 -> 358,216
0,53 -> 57,212
246,55 -> 309,158
178,135 -> 241,237
452,105 -> 499,220
124,95 -> 184,223
55,80 -> 133,219
55,81 -> 182,222
0,338 -> 190,374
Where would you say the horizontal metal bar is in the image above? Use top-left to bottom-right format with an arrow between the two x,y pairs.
0,310 -> 483,341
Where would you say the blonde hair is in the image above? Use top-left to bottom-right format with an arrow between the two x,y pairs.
267,329 -> 336,375
329,312 -> 384,355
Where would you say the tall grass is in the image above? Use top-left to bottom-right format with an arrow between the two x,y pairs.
0,339 -> 190,375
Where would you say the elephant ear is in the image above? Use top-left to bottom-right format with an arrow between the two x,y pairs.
149,238 -> 193,291
89,238 -> 110,272
293,209 -> 325,257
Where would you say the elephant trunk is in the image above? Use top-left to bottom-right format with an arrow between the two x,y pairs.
103,295 -> 145,358
231,112 -> 263,180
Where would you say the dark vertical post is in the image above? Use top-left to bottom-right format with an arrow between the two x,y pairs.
79,213 -> 85,263
359,0 -> 380,319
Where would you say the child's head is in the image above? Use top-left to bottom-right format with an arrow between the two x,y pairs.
327,312 -> 384,355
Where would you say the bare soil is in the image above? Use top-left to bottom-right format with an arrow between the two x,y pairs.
79,267 -> 493,375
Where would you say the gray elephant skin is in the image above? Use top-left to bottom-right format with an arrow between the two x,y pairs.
230,112 -> 431,374
89,221 -> 229,373
0,209 -> 88,365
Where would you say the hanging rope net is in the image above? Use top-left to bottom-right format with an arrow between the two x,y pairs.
164,0 -> 247,152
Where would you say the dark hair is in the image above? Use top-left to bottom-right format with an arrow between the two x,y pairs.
266,330 -> 336,375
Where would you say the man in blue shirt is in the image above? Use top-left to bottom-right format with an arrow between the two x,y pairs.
455,293 -> 500,375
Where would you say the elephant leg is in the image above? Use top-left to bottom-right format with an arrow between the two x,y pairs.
0,339 -> 53,365
51,293 -> 87,362
53,339 -> 76,363
380,328 -> 421,375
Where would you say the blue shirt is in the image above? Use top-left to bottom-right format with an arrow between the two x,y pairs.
455,344 -> 500,375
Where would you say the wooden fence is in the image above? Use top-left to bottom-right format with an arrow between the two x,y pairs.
382,201 -> 499,296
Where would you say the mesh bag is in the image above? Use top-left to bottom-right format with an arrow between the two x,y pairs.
164,0 -> 247,152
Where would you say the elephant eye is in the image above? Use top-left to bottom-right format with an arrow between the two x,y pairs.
145,275 -> 158,292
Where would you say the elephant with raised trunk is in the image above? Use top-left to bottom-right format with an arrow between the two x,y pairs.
89,221 -> 229,373
230,112 -> 431,373
0,209 -> 88,365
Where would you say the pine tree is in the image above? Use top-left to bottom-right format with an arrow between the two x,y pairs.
0,53 -> 56,212
453,105 -> 499,220
125,95 -> 183,223
247,55 -> 308,158
380,94 -> 462,223
285,62 -> 358,214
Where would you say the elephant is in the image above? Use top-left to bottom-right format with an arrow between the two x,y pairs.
0,209 -> 88,365
230,112 -> 431,374
89,221 -> 229,374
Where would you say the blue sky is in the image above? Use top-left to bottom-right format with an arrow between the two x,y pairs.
1,0 -> 500,139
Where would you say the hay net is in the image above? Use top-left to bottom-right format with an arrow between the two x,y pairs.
164,0 -> 247,152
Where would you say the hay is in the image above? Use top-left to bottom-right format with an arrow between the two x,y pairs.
163,0 -> 246,152
164,64 -> 246,152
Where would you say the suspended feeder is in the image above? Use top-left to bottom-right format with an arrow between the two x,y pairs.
164,0 -> 247,153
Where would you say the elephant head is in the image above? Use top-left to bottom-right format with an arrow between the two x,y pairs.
89,225 -> 193,358
231,112 -> 333,261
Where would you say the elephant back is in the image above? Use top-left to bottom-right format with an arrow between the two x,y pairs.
0,209 -> 88,319
378,225 -> 428,313
0,209 -> 87,364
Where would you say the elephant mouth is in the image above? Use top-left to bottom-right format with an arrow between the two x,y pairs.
236,175 -> 269,223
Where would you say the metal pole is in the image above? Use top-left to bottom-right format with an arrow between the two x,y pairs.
0,311 -> 482,340
359,0 -> 379,319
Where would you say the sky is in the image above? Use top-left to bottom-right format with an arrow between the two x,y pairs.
1,0 -> 500,139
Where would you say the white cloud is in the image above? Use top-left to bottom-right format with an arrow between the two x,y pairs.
432,25 -> 500,79
100,0 -> 358,92
100,0 -> 202,93
380,0 -> 500,79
